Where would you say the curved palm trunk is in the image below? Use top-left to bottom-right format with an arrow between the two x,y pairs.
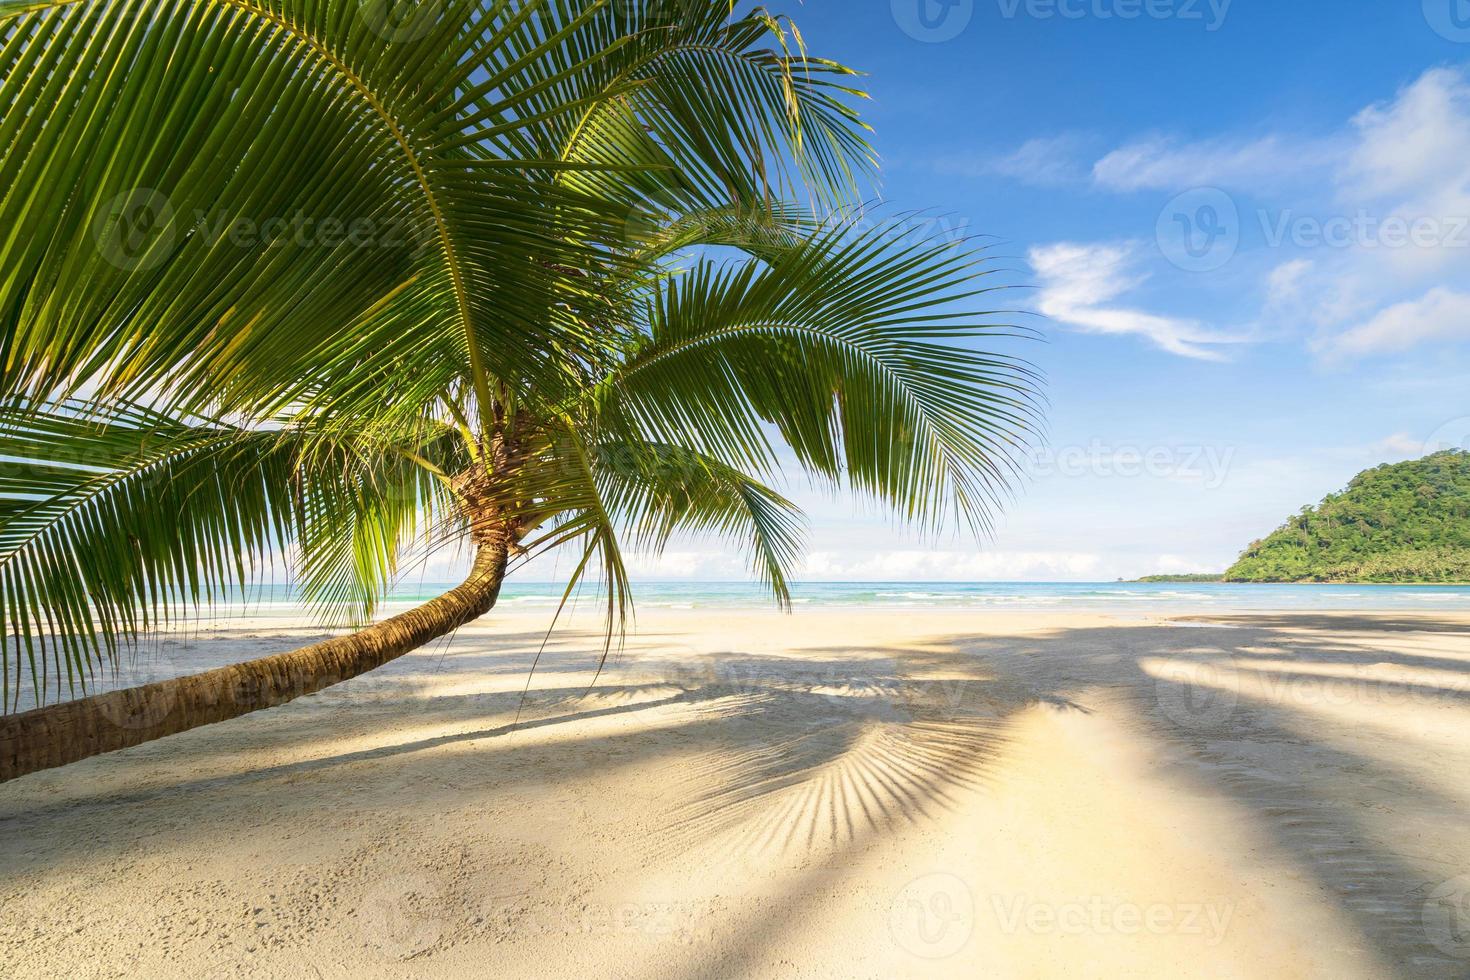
0,537 -> 509,783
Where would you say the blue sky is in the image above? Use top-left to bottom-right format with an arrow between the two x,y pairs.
528,0 -> 1470,584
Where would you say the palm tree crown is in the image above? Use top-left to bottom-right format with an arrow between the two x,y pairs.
0,0 -> 1041,717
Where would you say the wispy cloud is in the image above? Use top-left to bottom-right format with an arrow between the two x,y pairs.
1342,66 -> 1470,202
1264,258 -> 1314,308
1306,67 -> 1470,357
1092,134 -> 1337,193
801,549 -> 1104,581
1090,65 -> 1470,362
1327,286 -> 1470,357
932,135 -> 1090,188
1373,432 -> 1436,458
1029,241 -> 1247,360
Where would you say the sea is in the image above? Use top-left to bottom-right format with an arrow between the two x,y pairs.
223,581 -> 1470,615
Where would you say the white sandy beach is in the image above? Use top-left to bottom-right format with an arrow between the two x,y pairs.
2,607 -> 1469,978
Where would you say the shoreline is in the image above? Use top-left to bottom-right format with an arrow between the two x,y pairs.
153,580 -> 1470,624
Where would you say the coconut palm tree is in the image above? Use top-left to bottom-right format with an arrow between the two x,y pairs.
0,0 -> 1040,781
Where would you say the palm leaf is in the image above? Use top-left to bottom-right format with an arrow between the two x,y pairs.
593,440 -> 805,605
0,400 -> 457,705
594,214 -> 1043,534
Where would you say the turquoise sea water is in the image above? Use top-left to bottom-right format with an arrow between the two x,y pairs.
231,581 -> 1470,614
495,580 -> 1470,611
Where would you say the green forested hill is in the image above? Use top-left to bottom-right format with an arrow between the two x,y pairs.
1226,451 -> 1470,583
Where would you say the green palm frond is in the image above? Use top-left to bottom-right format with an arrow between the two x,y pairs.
594,215 -> 1043,534
516,416 -> 634,663
594,441 -> 805,606
291,430 -> 465,624
0,0 -> 873,422
0,400 -> 457,704
0,401 -> 291,704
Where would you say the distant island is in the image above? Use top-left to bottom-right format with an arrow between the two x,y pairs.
1140,450 -> 1470,584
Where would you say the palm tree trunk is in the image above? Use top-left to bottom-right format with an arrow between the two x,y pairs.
0,536 -> 509,783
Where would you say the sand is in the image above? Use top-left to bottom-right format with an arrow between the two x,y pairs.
2,606 -> 1469,978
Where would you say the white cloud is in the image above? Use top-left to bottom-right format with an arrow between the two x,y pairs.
1029,241 -> 1245,360
1091,134 -> 1335,192
1095,65 -> 1470,362
800,550 -> 1103,581
1343,67 -> 1470,202
1265,258 -> 1313,308
1329,286 -> 1470,357
1332,68 -> 1470,286
930,135 -> 1089,188
622,550 -> 746,578
1374,432 -> 1433,458
1300,68 -> 1470,352
922,69 -> 1470,367
427,546 -> 750,583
